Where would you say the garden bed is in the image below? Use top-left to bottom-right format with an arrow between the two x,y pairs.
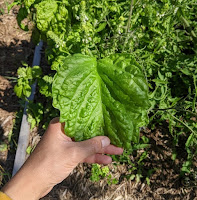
0,1 -> 197,200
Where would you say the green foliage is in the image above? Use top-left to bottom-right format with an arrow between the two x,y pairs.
14,65 -> 42,99
38,75 -> 53,97
90,164 -> 109,182
0,8 -> 5,15
17,7 -> 29,31
26,144 -> 36,154
14,65 -> 56,130
0,143 -> 8,152
27,102 -> 44,130
26,146 -> 32,154
14,0 -> 197,182
52,54 -> 150,149
90,164 -> 118,185
7,0 -> 21,13
112,135 -> 155,184
34,0 -> 58,32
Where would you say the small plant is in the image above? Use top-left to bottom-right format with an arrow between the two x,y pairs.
14,64 -> 42,99
0,143 -> 8,152
90,164 -> 118,185
14,64 -> 58,130
0,8 -> 5,15
27,102 -> 44,130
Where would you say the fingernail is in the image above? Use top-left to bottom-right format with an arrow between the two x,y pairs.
119,148 -> 124,154
101,137 -> 110,148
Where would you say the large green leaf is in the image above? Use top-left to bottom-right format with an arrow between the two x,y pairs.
52,54 -> 150,149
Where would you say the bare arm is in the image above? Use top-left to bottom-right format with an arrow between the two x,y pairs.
2,118 -> 123,200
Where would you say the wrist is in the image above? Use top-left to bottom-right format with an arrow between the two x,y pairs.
2,165 -> 52,200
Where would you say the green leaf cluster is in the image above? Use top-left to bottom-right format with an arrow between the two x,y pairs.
90,164 -> 118,185
90,164 -> 109,182
14,65 -> 42,99
14,64 -> 56,130
27,102 -> 44,130
38,75 -> 53,97
15,0 -> 197,177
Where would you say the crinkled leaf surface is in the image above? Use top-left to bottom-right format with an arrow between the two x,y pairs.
35,0 -> 58,32
52,54 -> 150,149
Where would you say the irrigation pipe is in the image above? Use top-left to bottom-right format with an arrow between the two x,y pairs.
12,41 -> 43,176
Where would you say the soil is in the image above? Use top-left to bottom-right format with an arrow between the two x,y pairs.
0,1 -> 197,200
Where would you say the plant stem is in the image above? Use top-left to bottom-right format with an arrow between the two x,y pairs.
123,0 -> 134,51
127,0 -> 134,33
168,113 -> 195,134
180,15 -> 197,42
153,108 -> 197,117
193,75 -> 197,112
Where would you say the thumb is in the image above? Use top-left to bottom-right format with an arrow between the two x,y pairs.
75,136 -> 110,161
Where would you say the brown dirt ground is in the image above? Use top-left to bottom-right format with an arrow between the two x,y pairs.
0,1 -> 197,200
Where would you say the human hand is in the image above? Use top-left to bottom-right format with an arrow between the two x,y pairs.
2,118 -> 123,200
